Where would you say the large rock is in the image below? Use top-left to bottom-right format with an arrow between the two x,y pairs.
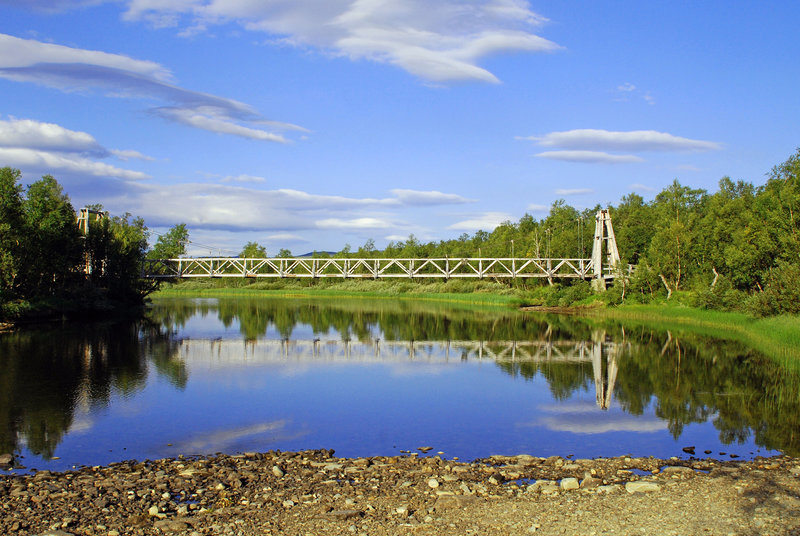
625,481 -> 660,493
560,478 -> 580,491
0,453 -> 13,465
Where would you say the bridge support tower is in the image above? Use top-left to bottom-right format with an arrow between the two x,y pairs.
591,209 -> 621,291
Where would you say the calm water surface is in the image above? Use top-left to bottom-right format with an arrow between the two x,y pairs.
1,296 -> 797,473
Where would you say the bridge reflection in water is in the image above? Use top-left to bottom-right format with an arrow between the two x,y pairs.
176,333 -> 622,410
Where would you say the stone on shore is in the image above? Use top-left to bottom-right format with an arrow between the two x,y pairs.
625,481 -> 661,493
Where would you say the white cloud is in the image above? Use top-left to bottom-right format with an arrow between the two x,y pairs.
535,150 -> 644,164
447,212 -> 511,231
384,234 -> 408,241
0,117 -> 105,155
0,117 -> 151,180
118,0 -> 560,83
316,217 -> 394,230
390,188 -> 473,205
100,182 -> 426,231
554,188 -> 593,196
0,32 -> 168,80
152,106 -> 289,142
617,82 -> 636,92
534,129 -> 723,153
0,33 -> 304,142
0,146 -> 150,180
221,174 -> 267,184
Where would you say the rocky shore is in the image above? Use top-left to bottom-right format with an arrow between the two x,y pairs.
2,450 -> 800,536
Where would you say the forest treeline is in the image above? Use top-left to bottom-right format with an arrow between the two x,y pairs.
294,149 -> 798,316
0,167 -> 187,320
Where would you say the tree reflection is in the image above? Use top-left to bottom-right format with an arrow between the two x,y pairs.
0,320 -> 182,459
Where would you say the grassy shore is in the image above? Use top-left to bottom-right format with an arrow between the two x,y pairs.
581,304 -> 800,368
151,279 -> 524,308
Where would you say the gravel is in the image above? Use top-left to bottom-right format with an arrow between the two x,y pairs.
2,450 -> 799,535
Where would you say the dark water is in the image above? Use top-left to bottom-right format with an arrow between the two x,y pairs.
1,296 -> 797,473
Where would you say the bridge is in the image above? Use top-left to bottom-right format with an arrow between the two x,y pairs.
140,210 -> 623,286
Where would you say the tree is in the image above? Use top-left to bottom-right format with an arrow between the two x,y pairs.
147,223 -> 188,259
277,248 -> 292,258
240,241 -> 267,258
20,175 -> 82,298
0,167 -> 24,301
647,180 -> 706,297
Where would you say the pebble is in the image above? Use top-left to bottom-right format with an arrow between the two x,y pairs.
272,465 -> 285,478
427,478 -> 440,489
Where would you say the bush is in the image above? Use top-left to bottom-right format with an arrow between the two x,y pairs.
744,261 -> 800,317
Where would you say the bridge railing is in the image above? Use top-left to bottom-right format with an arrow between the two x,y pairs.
142,257 -> 601,280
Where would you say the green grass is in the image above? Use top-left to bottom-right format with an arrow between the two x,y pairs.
151,281 -> 523,308
586,303 -> 800,368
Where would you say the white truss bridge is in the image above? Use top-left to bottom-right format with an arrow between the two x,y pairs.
140,210 -> 624,285
142,256 -> 606,280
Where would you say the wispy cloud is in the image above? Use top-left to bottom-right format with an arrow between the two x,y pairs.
266,233 -> 308,242
316,217 -> 394,230
629,183 -> 657,192
111,0 -> 562,83
617,82 -> 636,92
0,117 -> 150,180
221,174 -> 267,184
554,188 -> 593,196
527,203 -> 549,212
536,150 -> 644,164
521,128 -> 723,165
390,189 -> 474,205
447,212 -> 512,231
534,129 -> 723,152
0,33 -> 305,141
110,149 -> 155,161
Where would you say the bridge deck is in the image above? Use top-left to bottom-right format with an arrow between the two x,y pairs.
143,257 -> 617,280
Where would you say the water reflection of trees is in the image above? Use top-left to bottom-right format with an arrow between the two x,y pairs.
147,297 -> 800,455
498,324 -> 800,456
0,320 -> 182,459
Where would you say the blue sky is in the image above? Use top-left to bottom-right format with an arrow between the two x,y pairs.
1,1 -> 798,256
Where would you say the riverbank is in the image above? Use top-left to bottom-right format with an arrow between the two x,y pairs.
151,283 -> 524,308
575,304 -> 800,368
2,450 -> 799,536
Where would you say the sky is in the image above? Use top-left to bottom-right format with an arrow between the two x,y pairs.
2,1 -> 799,256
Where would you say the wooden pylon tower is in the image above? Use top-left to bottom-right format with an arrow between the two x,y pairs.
591,209 -> 621,291
76,207 -> 107,235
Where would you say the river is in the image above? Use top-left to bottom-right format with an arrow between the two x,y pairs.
1,296 -> 797,473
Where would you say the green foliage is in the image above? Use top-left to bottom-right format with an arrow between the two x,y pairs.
0,169 -> 153,320
240,241 -> 267,258
147,223 -> 188,259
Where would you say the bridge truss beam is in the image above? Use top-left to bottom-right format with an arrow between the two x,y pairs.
141,257 -> 606,280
